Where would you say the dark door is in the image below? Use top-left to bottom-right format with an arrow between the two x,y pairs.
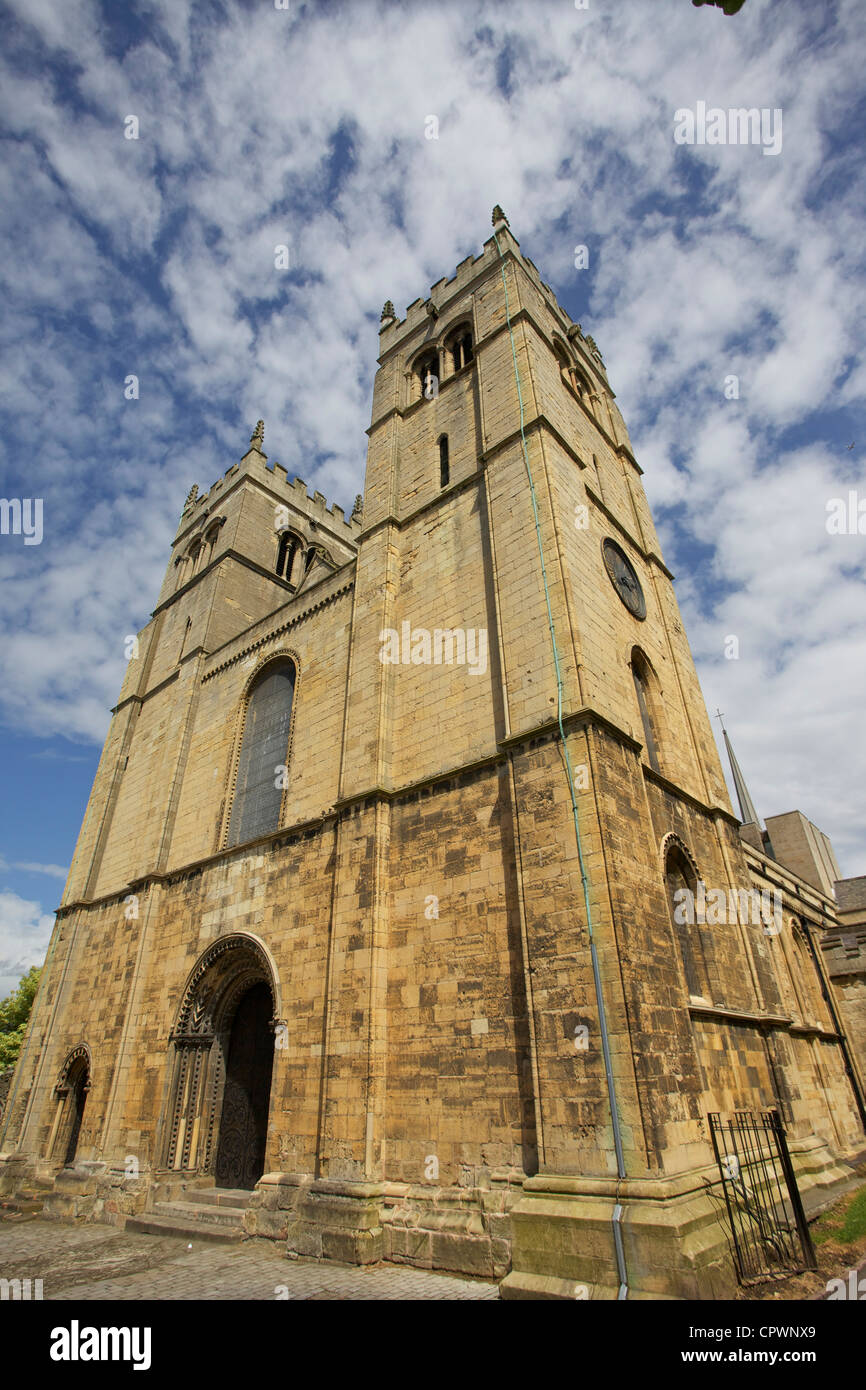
64,1064 -> 88,1166
215,983 -> 274,1189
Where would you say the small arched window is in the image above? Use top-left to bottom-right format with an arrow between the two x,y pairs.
631,650 -> 660,773
439,434 -> 450,488
415,351 -> 439,402
665,844 -> 712,1003
227,660 -> 297,848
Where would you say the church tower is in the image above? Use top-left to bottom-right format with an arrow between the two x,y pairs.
2,210 -> 862,1299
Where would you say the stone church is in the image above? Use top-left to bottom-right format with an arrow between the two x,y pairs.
2,209 -> 864,1299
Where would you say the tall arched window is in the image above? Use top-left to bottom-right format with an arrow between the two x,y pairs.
664,843 -> 712,1002
227,661 -> 296,848
631,649 -> 660,773
439,434 -> 450,488
790,919 -> 825,1025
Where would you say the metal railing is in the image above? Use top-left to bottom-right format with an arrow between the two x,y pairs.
708,1109 -> 816,1284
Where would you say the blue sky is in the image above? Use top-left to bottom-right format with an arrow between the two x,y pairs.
0,0 -> 864,996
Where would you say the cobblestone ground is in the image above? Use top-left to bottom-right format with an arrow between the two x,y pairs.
0,1217 -> 501,1300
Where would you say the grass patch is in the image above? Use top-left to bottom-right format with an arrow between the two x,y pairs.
813,1184 -> 866,1247
737,1177 -> 866,1299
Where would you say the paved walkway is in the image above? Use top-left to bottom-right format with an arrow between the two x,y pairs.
0,1217 -> 500,1300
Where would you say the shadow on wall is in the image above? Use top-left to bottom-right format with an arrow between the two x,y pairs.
0,1067 -> 14,1124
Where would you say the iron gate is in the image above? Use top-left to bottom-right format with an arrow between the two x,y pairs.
708,1109 -> 817,1284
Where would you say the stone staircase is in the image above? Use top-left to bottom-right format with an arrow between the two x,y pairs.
127,1186 -> 253,1244
0,1189 -> 45,1220
0,1175 -> 54,1221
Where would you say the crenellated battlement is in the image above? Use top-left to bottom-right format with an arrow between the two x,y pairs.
175,422 -> 361,545
376,208 -> 607,384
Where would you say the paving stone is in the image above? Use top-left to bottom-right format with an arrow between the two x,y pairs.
0,1217 -> 499,1301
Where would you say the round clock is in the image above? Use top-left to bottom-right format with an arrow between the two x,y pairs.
602,538 -> 646,620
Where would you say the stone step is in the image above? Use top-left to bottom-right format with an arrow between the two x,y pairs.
0,1195 -> 43,1216
183,1187 -> 253,1210
154,1199 -> 247,1228
126,1213 -> 244,1244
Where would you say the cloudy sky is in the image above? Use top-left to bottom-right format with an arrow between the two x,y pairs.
0,0 -> 863,997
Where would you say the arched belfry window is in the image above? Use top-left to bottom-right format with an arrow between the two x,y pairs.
415,351 -> 439,402
664,842 -> 712,1003
554,339 -> 575,386
439,434 -> 450,488
276,531 -> 301,583
573,369 -> 593,405
227,660 -> 296,848
202,523 -> 220,568
631,649 -> 661,773
554,339 -> 595,417
448,327 -> 473,373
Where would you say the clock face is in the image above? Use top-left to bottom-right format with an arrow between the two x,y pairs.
602,538 -> 646,620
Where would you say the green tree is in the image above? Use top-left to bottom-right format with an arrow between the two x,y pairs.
0,966 -> 41,1070
692,0 -> 748,13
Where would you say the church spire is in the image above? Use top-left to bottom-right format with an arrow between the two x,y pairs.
717,713 -> 759,826
715,711 -> 776,858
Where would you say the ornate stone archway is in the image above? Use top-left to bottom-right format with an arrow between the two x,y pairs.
46,1045 -> 91,1166
161,935 -> 283,1184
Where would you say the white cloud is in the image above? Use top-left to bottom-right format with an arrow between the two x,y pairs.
9,862 -> 69,881
0,0 -> 863,874
0,891 -> 53,999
